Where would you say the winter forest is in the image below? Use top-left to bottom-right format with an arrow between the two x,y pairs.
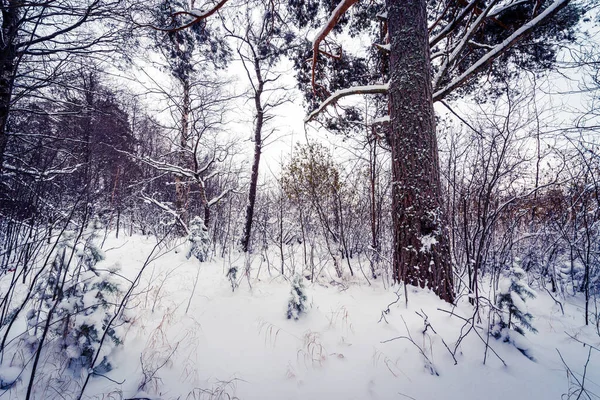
0,0 -> 599,398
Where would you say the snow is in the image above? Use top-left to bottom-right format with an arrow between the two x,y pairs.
499,277 -> 511,294
510,290 -> 528,314
371,115 -> 390,125
0,365 -> 22,388
2,234 -> 599,399
311,0 -> 358,48
375,43 -> 391,52
420,234 -> 438,253
433,0 -> 570,101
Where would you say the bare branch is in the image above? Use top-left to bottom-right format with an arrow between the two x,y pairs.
305,83 -> 389,123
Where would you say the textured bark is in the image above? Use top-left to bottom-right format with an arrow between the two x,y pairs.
0,1 -> 19,171
387,0 -> 454,302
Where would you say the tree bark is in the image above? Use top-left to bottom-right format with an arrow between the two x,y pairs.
175,78 -> 191,231
0,1 -> 20,172
240,58 -> 264,253
369,134 -> 379,278
387,0 -> 454,303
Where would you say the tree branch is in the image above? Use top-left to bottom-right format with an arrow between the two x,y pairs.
143,0 -> 230,32
310,0 -> 359,93
432,0 -> 570,102
305,83 -> 389,122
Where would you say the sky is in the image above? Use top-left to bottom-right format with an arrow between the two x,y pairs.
104,3 -> 600,190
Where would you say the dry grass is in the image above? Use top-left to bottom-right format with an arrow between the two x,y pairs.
297,331 -> 327,368
372,348 -> 410,381
326,305 -> 354,335
185,378 -> 243,400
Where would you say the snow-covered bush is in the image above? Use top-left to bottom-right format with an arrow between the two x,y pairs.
186,216 -> 211,262
26,223 -> 127,375
60,270 -> 125,373
491,265 -> 537,355
287,274 -> 308,320
0,364 -> 21,390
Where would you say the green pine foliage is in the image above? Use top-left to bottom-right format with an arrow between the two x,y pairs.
226,266 -> 238,292
287,274 -> 308,320
27,223 -> 127,375
60,272 -> 124,374
492,264 -> 538,354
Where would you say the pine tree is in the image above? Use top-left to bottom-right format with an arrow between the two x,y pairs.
186,216 -> 211,262
285,0 -> 580,303
27,223 -> 128,374
287,274 -> 308,320
492,264 -> 538,350
226,266 -> 238,292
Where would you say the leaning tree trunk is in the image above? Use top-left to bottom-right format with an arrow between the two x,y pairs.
240,58 -> 264,253
0,2 -> 20,172
387,0 -> 454,303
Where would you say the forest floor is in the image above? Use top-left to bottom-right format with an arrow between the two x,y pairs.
3,234 -> 600,400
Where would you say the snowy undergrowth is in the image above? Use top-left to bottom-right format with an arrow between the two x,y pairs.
1,233 -> 599,400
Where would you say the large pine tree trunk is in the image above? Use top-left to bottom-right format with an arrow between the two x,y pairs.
387,0 -> 454,303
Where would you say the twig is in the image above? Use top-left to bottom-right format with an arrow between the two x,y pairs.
565,332 -> 600,353
437,308 -> 507,367
417,309 -> 458,365
379,289 -> 403,324
382,316 -> 439,376
91,372 -> 125,385
545,286 -> 565,315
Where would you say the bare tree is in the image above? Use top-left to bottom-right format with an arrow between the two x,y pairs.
0,0 -> 131,172
219,0 -> 296,253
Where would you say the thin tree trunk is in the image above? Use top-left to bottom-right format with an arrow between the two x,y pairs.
241,59 -> 264,252
387,0 -> 454,303
369,134 -> 379,278
175,78 -> 191,231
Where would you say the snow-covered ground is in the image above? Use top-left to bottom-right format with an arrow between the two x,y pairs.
3,234 -> 600,399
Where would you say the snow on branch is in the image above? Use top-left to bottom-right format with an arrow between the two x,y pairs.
310,0 -> 359,93
140,192 -> 190,235
429,0 -> 480,48
432,0 -> 569,102
370,115 -> 390,126
207,188 -> 233,208
305,83 -> 389,123
433,0 -> 499,90
138,156 -> 196,179
145,0 -> 229,32
2,163 -> 83,180
489,0 -> 531,18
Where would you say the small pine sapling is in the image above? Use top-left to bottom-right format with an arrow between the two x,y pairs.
492,265 -> 537,357
81,218 -> 106,269
186,216 -> 211,262
61,272 -> 125,374
27,225 -> 128,375
227,266 -> 238,292
287,274 -> 308,320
